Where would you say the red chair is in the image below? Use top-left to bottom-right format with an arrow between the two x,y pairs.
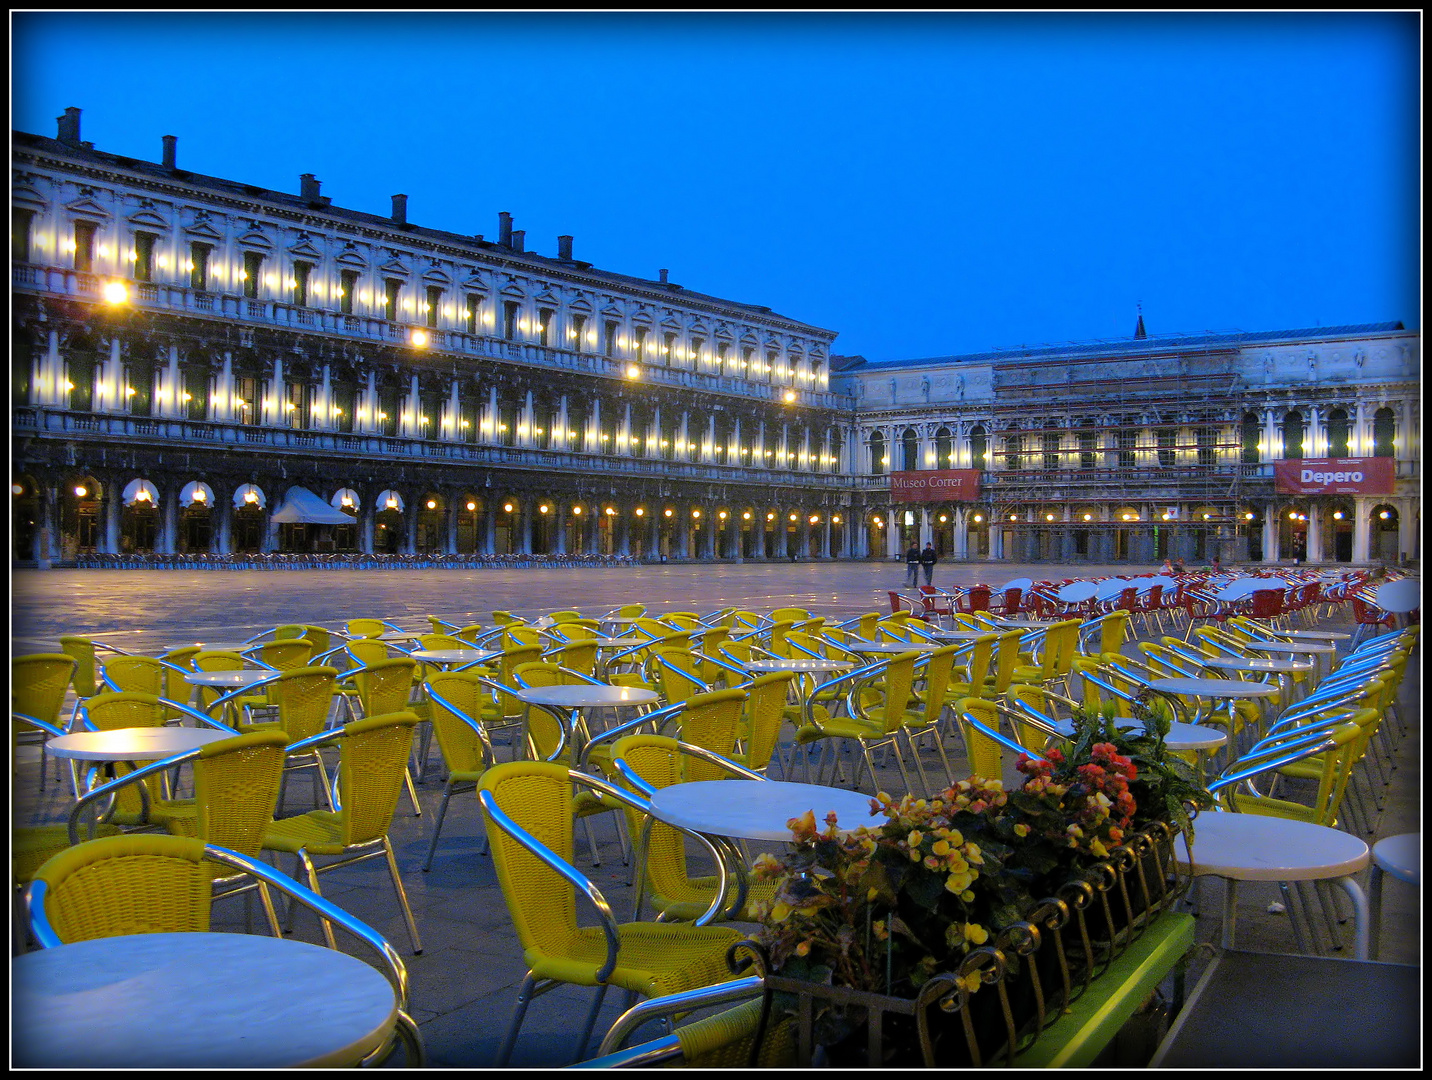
1349,595 -> 1396,648
916,586 -> 954,626
888,591 -> 926,620
958,585 -> 992,614
1248,588 -> 1287,629
992,587 -> 1023,617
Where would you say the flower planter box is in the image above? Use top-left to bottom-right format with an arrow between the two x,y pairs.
745,821 -> 1193,1067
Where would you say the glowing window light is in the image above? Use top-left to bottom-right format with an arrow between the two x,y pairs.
742,511 -> 751,520
718,511 -> 728,520
102,281 -> 129,304
572,506 -> 582,515
192,489 -> 206,502
386,496 -> 398,509
635,508 -> 645,516
74,485 -> 88,497
503,503 -> 514,512
972,514 -> 983,523
539,504 -> 550,514
663,509 -> 673,517
466,501 -> 476,511
766,513 -> 775,521
426,500 -> 436,509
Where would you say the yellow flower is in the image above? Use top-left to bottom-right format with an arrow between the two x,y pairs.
931,839 -> 951,857
959,972 -> 982,994
1090,838 -> 1109,858
965,923 -> 989,945
770,900 -> 792,923
1013,823 -> 1030,838
961,889 -> 976,902
907,830 -> 923,848
794,940 -> 811,957
945,870 -> 974,894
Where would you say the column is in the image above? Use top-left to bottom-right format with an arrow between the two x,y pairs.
1351,498 -> 1371,563
102,480 -> 122,554
518,498 -> 533,556
483,504 -> 497,554
445,500 -> 458,556
702,509 -> 716,560
215,495 -> 232,555
886,507 -> 901,559
919,507 -> 933,548
647,511 -> 660,560
753,514 -> 767,559
616,508 -> 630,557
553,508 -> 567,555
1262,510 -> 1280,564
820,518 -> 832,558
799,515 -> 811,559
360,501 -> 375,555
1305,506 -> 1323,563
676,508 -> 691,560
1397,498 -> 1418,564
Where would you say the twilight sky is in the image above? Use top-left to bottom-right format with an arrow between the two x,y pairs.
11,11 -> 1421,362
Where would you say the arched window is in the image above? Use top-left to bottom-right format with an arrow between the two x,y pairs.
901,428 -> 918,472
969,425 -> 987,470
869,431 -> 886,475
1325,408 -> 1350,458
1281,410 -> 1305,459
1372,408 -> 1396,457
1241,411 -> 1261,464
935,427 -> 953,469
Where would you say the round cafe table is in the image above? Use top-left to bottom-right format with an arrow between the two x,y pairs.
515,683 -> 660,760
925,629 -> 993,642
1174,812 -> 1370,959
1244,640 -> 1339,684
1147,677 -> 1279,752
12,932 -> 399,1067
1269,630 -> 1351,643
165,641 -> 252,654
844,640 -> 938,654
45,727 -> 234,764
407,648 -> 499,669
183,669 -> 274,690
378,630 -> 425,643
646,778 -> 881,924
741,657 -> 855,674
1200,655 -> 1314,705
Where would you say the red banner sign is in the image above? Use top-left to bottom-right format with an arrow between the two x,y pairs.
890,469 -> 982,503
1273,457 -> 1395,496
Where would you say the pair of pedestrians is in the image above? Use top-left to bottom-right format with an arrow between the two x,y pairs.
904,542 -> 938,587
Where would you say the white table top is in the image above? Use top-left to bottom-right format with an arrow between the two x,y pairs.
514,684 -> 659,708
1175,812 -> 1369,881
45,727 -> 233,762
1246,641 -> 1338,656
990,619 -> 1050,629
1124,719 -> 1228,752
166,641 -> 251,654
1056,581 -> 1100,602
588,636 -> 649,649
184,669 -> 273,688
377,630 -> 424,642
408,649 -> 499,665
1201,656 -> 1315,675
1371,833 -> 1420,885
845,640 -> 938,653
1270,630 -> 1352,642
741,657 -> 855,673
1149,678 -> 1280,699
1374,579 -> 1420,614
650,780 -> 880,843
12,932 -> 396,1068
925,629 -> 993,641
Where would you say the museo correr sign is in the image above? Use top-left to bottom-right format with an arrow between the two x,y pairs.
1273,457 -> 1395,496
890,469 -> 982,503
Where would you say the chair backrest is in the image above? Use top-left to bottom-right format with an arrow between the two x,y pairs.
190,650 -> 251,713
672,689 -> 748,780
346,639 -> 392,667
332,712 -> 420,845
986,631 -> 1026,695
1096,611 -> 1132,657
270,666 -> 339,742
30,833 -> 215,942
346,619 -> 388,639
606,734 -> 701,913
478,761 -> 584,957
1004,684 -> 1074,751
12,653 -> 77,728
770,607 -> 811,624
352,657 -> 418,717
547,610 -> 584,623
419,634 -> 469,651
189,730 -> 291,863
100,655 -> 169,696
962,585 -> 991,613
256,639 -> 315,673
739,672 -> 797,773
425,671 -> 503,773
512,661 -> 591,689
79,691 -> 168,731
915,644 -> 961,724
954,697 -> 1004,779
864,652 -> 920,735
58,636 -> 102,697
490,610 -> 525,627
1000,587 -> 1023,616
1248,589 -> 1285,619
543,639 -> 599,678
648,648 -> 710,705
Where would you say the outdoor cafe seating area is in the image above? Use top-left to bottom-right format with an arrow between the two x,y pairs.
10,565 -> 1421,1067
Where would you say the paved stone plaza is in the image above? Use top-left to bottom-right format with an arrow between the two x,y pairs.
11,562 -> 1420,1067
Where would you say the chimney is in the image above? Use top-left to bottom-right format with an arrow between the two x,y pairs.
557,235 -> 573,261
300,173 -> 321,201
391,194 -> 407,224
659,269 -> 669,285
499,212 -> 513,247
57,107 -> 81,147
511,230 -> 525,253
162,135 -> 177,170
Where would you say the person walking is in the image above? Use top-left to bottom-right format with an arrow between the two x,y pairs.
919,542 -> 938,586
904,542 -> 921,588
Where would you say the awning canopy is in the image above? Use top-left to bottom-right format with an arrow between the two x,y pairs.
270,485 -> 355,525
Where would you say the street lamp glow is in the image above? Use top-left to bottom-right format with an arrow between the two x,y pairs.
102,281 -> 129,304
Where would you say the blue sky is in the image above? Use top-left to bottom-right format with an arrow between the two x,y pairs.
11,11 -> 1420,361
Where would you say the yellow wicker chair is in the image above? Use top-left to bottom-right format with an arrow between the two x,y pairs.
23,833 -> 425,1066
191,649 -> 261,719
477,760 -> 747,1065
1011,618 -> 1084,696
254,638 -> 315,674
12,653 -> 76,785
261,711 -> 423,955
609,733 -> 777,924
232,665 -> 340,810
793,650 -> 921,795
58,635 -> 135,699
346,618 -> 392,639
590,978 -> 796,1067
731,671 -> 798,776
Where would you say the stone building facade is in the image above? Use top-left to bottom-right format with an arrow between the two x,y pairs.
835,323 -> 1420,566
12,110 -> 851,564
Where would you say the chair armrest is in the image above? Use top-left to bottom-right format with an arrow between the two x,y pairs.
961,711 -> 1051,763
592,974 -> 767,1060
65,745 -> 207,843
13,711 -> 65,738
579,700 -> 689,769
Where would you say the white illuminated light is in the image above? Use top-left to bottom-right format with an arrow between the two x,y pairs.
467,502 -> 476,511
503,503 -> 513,512
74,486 -> 87,497
426,500 -> 436,509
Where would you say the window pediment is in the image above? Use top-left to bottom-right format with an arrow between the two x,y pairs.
183,220 -> 224,242
14,184 -> 48,211
238,230 -> 273,251
379,257 -> 410,277
289,239 -> 323,261
601,305 -> 624,319
336,246 -> 369,269
127,209 -> 169,230
422,266 -> 452,285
